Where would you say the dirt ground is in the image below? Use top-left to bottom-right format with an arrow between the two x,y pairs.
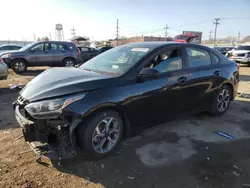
1,66 -> 250,188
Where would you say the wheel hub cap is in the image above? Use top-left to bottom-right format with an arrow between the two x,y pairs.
217,89 -> 230,112
92,117 -> 120,153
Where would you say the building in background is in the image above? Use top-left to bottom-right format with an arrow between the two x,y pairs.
0,40 -> 33,46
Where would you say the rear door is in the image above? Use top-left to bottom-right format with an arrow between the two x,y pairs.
50,43 -> 68,66
183,46 -> 222,110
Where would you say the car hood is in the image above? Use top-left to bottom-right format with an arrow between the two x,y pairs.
0,50 -> 19,56
20,68 -> 114,102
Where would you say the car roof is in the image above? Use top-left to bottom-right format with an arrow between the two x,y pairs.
121,42 -> 204,49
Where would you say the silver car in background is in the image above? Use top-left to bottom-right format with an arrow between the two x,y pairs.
0,57 -> 8,80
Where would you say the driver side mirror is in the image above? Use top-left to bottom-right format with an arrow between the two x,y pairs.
137,68 -> 160,81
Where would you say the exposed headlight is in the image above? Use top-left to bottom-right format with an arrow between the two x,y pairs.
1,53 -> 11,58
25,95 -> 85,119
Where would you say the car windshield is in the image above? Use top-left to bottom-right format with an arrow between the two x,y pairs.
19,43 -> 35,51
80,45 -> 153,75
236,46 -> 250,50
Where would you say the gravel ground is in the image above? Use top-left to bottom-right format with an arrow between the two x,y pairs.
0,66 -> 250,188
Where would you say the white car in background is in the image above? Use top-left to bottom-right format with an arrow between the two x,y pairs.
226,45 -> 250,66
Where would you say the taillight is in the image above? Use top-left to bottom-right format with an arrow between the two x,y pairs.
77,48 -> 81,56
0,57 -> 3,64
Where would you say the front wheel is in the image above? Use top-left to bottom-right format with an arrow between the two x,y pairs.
77,110 -> 123,159
209,85 -> 232,115
11,59 -> 27,73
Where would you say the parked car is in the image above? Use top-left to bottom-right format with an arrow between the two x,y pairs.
213,47 -> 235,55
226,45 -> 250,66
98,46 -> 113,53
173,33 -> 197,43
13,42 -> 239,160
77,46 -> 99,62
0,44 -> 22,52
0,57 -> 8,80
2,41 -> 81,73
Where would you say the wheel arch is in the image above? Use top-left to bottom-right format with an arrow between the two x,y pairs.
74,103 -> 131,139
219,81 -> 234,100
63,56 -> 76,62
12,58 -> 28,65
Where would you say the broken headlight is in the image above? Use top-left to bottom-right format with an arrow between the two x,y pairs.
25,94 -> 85,119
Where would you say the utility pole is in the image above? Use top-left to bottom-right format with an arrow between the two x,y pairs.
163,24 -> 169,39
116,19 -> 119,46
237,31 -> 241,43
49,32 -> 52,40
209,30 -> 213,42
213,18 -> 220,47
33,33 -> 36,41
71,27 -> 76,37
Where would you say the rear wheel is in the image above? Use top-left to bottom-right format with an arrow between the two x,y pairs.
11,59 -> 27,73
63,58 -> 75,67
77,110 -> 123,159
209,85 -> 232,115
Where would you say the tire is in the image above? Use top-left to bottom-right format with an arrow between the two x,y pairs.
11,59 -> 27,73
63,58 -> 75,67
209,85 -> 232,116
77,110 -> 123,159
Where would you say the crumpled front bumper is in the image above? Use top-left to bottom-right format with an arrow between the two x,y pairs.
13,101 -> 80,162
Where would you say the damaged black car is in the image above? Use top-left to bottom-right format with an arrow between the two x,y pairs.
13,42 -> 239,161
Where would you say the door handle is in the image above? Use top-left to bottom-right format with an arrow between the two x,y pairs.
177,76 -> 188,83
214,70 -> 220,76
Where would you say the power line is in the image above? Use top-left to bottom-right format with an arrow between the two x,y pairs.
213,18 -> 220,47
209,30 -> 213,41
71,27 -> 76,37
163,24 -> 169,38
116,19 -> 119,46
237,31 -> 241,43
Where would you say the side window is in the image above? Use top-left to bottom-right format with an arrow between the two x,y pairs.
187,48 -> 211,67
51,43 -> 58,51
0,46 -> 10,50
147,49 -> 183,73
44,43 -> 49,51
210,52 -> 219,64
80,47 -> 89,51
10,46 -> 20,50
31,43 -> 43,51
58,44 -> 68,50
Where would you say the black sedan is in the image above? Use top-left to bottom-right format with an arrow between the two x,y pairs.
13,42 -> 239,160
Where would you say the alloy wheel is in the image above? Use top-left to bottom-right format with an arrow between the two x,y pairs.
14,62 -> 25,72
65,60 -> 74,67
217,89 -> 230,112
92,117 -> 120,154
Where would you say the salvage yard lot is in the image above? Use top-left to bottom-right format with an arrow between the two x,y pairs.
1,66 -> 250,188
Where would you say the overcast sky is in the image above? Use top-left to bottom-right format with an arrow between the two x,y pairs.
1,0 -> 250,41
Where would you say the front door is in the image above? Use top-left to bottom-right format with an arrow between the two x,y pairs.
29,43 -> 53,66
125,47 -> 192,128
